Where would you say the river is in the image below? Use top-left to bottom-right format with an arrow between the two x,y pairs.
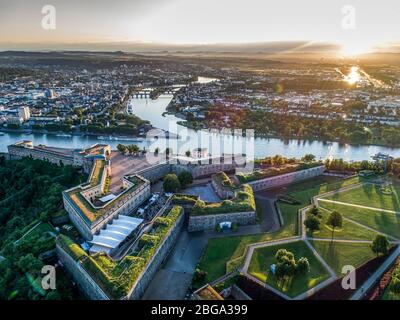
0,77 -> 399,161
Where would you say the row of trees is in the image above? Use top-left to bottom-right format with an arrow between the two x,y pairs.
116,144 -> 141,155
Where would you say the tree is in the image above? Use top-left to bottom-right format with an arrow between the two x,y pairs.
275,249 -> 294,263
154,147 -> 159,156
304,214 -> 320,234
371,234 -> 389,257
389,264 -> 400,296
302,154 -> 316,162
327,211 -> 343,241
116,144 -> 127,154
275,250 -> 297,283
185,150 -> 191,157
296,257 -> 310,275
274,249 -> 297,284
129,144 -> 140,155
163,174 -> 181,193
310,205 -> 320,216
127,144 -> 140,155
178,171 -> 193,187
193,268 -> 207,282
17,254 -> 43,273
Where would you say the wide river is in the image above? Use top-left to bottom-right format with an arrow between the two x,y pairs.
1,79 -> 399,161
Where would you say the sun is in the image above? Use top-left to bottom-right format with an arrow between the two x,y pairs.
339,39 -> 374,57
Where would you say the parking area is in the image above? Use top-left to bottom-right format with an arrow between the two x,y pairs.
137,192 -> 168,220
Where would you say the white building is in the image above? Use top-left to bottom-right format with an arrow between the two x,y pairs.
18,106 -> 30,121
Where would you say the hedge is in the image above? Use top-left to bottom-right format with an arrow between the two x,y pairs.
236,162 -> 322,183
191,184 -> 256,216
172,194 -> 199,205
213,171 -> 235,189
57,234 -> 87,261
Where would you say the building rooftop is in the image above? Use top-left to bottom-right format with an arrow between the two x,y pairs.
89,215 -> 144,254
64,172 -> 148,226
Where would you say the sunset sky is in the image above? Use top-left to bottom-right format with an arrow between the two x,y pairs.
1,0 -> 400,54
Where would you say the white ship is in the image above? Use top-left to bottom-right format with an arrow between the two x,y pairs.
56,133 -> 72,138
126,104 -> 134,115
97,135 -> 144,142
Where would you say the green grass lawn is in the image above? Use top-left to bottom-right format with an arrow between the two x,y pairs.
319,201 -> 400,239
193,229 -> 295,288
310,240 -> 376,275
194,176 -> 365,287
285,175 -> 363,204
306,208 -> 379,241
248,240 -> 330,298
322,182 -> 400,212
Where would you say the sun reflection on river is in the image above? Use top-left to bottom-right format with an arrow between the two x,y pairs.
344,66 -> 361,85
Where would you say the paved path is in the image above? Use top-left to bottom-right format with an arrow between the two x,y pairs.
318,198 -> 400,215
254,193 -> 281,232
308,237 -> 374,244
350,245 -> 400,300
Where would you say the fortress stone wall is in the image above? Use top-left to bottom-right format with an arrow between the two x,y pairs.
56,244 -> 109,300
188,211 -> 256,232
247,165 -> 326,192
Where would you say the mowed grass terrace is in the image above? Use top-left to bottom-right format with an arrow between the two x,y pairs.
306,207 -> 379,241
318,201 -> 400,239
248,241 -> 331,298
194,175 -> 366,287
321,181 -> 400,212
309,240 -> 377,275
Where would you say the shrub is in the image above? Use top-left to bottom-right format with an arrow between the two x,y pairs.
191,184 -> 255,216
163,174 -> 181,192
296,257 -> 310,275
178,171 -> 193,187
193,268 -> 207,282
236,162 -> 321,183
232,222 -> 238,232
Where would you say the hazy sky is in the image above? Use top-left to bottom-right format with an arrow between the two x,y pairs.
1,0 -> 400,53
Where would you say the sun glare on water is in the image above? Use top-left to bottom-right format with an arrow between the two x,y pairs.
344,66 -> 360,85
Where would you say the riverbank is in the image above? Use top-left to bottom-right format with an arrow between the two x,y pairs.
0,127 -> 148,140
175,119 -> 400,150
